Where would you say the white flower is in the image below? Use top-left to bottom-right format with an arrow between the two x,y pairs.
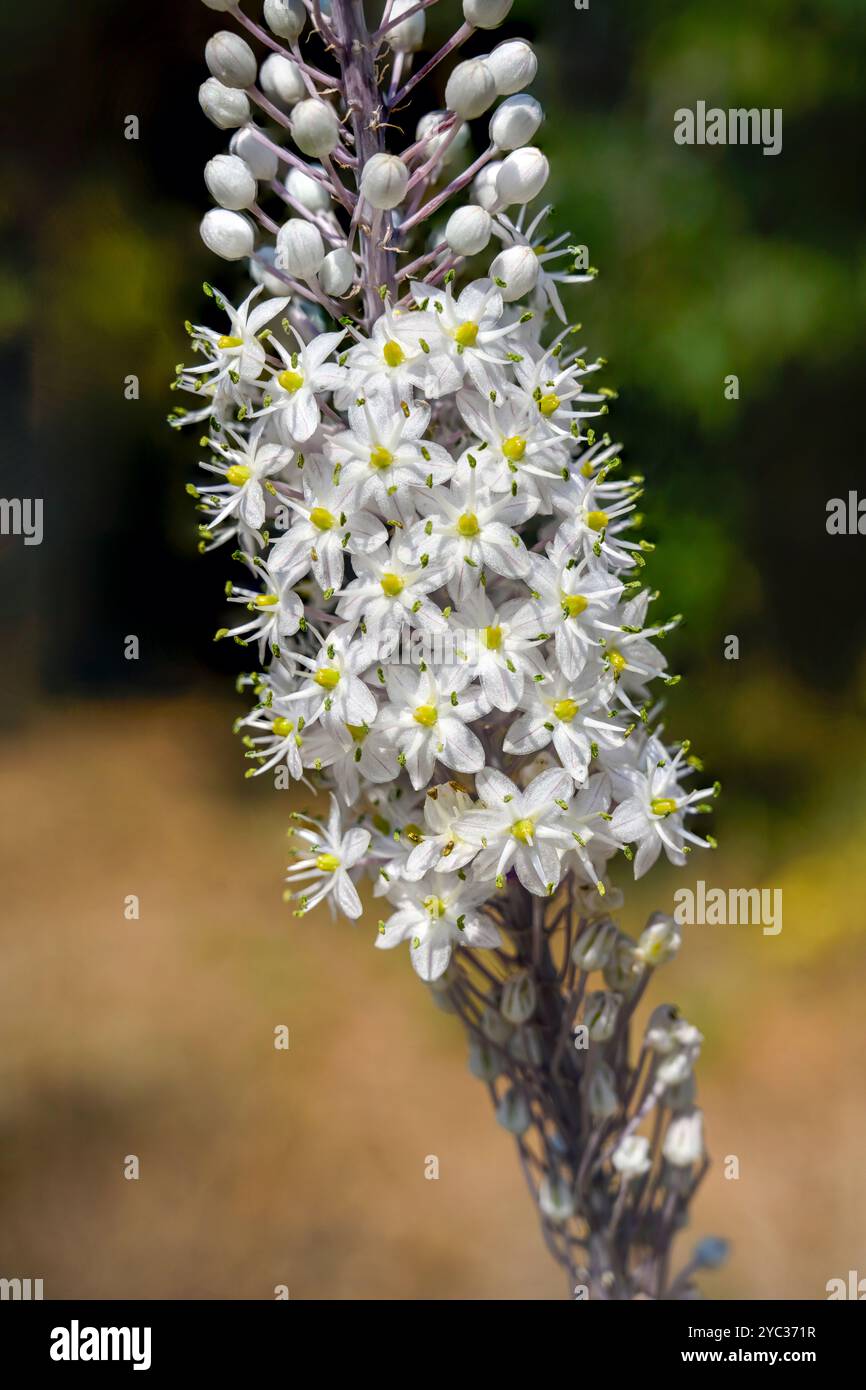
409,276 -> 525,395
259,327 -> 346,442
198,422 -> 290,534
401,782 -> 479,879
515,544 -> 623,682
376,664 -> 489,790
340,304 -> 435,400
663,1109 -> 704,1168
494,205 -> 595,321
268,458 -> 387,593
326,390 -> 453,526
376,872 -> 501,981
280,624 -> 379,732
301,718 -> 395,804
221,558 -> 305,659
504,661 -> 628,784
335,540 -> 449,638
448,588 -> 544,711
285,796 -> 370,918
181,286 -> 290,406
456,766 -> 575,895
609,736 -> 717,877
612,1134 -> 652,1180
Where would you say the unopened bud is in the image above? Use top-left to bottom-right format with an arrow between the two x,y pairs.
471,161 -> 504,211
490,244 -> 539,301
277,218 -> 325,277
508,1024 -> 543,1067
538,1172 -> 575,1224
585,990 -> 622,1042
416,111 -> 469,166
588,1061 -> 619,1119
360,153 -> 409,210
496,146 -> 549,205
487,39 -> 537,96
663,1109 -> 704,1168
636,912 -> 681,968
251,245 -> 291,297
603,935 -> 638,991
490,93 -> 543,151
264,0 -> 306,41
571,916 -> 617,972
286,165 -> 332,212
290,98 -> 339,157
445,59 -> 497,120
463,0 -> 514,28
468,1036 -> 501,1082
230,126 -> 279,182
496,1085 -> 531,1135
445,205 -> 493,256
501,970 -> 537,1025
260,53 -> 306,108
205,154 -> 257,211
318,246 -> 354,296
199,78 -> 250,130
200,209 -> 255,261
480,1004 -> 511,1045
205,31 -> 257,90
612,1134 -> 652,1180
387,0 -> 426,52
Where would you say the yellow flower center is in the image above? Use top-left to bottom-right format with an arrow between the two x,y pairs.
553,698 -> 579,722
310,506 -> 335,531
403,823 -> 425,844
255,594 -> 280,607
423,895 -> 447,917
457,512 -> 480,537
217,335 -> 244,350
539,392 -> 560,416
272,717 -> 294,737
580,461 -> 595,478
383,339 -> 406,368
586,509 -> 609,532
608,648 -> 627,673
345,723 -> 367,743
650,797 -> 678,817
413,704 -> 438,727
316,853 -> 341,873
454,321 -> 479,347
380,572 -> 404,597
563,593 -> 588,618
314,667 -> 341,690
226,464 -> 252,487
511,818 -> 535,844
502,435 -> 527,462
482,625 -> 502,650
369,446 -> 394,470
278,369 -> 305,393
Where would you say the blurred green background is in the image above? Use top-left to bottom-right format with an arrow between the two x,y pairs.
1,0 -> 865,1298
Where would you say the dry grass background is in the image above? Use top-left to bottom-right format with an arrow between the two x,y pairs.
1,696 -> 864,1299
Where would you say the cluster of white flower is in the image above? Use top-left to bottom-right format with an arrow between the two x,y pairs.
174,0 -> 718,989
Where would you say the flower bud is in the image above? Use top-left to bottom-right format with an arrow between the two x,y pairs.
445,205 -> 492,256
603,935 -> 638,991
655,1048 -> 694,1088
200,208 -> 255,261
471,161 -> 503,211
508,1024 -> 544,1067
663,1109 -> 704,1168
230,127 -> 279,182
500,970 -> 536,1025
264,0 -> 306,41
199,78 -> 251,130
445,58 -> 497,120
490,244 -> 539,301
318,246 -> 354,296
205,153 -> 257,211
571,916 -> 617,972
387,0 -> 426,52
468,1036 -> 501,1082
202,0 -> 235,9
480,1004 -> 511,1045
496,1085 -> 531,1135
250,245 -> 291,297
635,912 -> 681,968
205,31 -> 257,90
286,165 -> 332,212
487,39 -> 537,96
276,218 -> 325,277
290,98 -> 339,157
416,111 -> 469,166
360,152 -> 409,211
496,146 -> 549,204
612,1133 -> 652,1179
490,93 -> 543,151
588,1061 -> 619,1119
644,1003 -> 681,1053
585,990 -> 622,1043
538,1172 -> 575,1224
260,53 -> 306,108
463,0 -> 514,29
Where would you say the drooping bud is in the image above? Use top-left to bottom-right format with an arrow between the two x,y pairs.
250,245 -> 291,297
487,39 -> 538,96
290,98 -> 340,157
496,146 -> 549,205
603,934 -> 639,991
445,59 -> 497,120
318,246 -> 354,296
200,209 -> 255,261
463,0 -> 514,29
445,205 -> 493,256
584,990 -> 622,1042
260,53 -> 306,108
490,93 -> 543,151
635,912 -> 682,968
387,0 -> 427,52
571,916 -> 617,972
496,1085 -> 531,1135
471,161 -> 504,211
416,111 -> 469,166
205,154 -> 257,211
286,165 -> 332,212
468,1036 -> 502,1082
230,127 -> 279,182
588,1061 -> 619,1119
276,218 -> 326,277
199,78 -> 251,130
508,1024 -> 544,1067
205,31 -> 258,90
264,0 -> 306,41
480,1004 -> 511,1045
538,1172 -> 575,1223
490,244 -> 539,301
500,969 -> 537,1025
663,1109 -> 704,1168
612,1134 -> 652,1179
360,153 -> 409,210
